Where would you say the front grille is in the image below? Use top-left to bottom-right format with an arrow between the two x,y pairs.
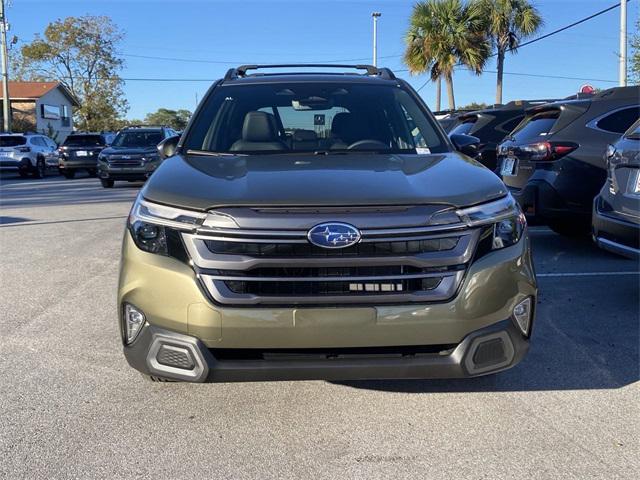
182,213 -> 480,306
204,237 -> 459,257
224,277 -> 443,296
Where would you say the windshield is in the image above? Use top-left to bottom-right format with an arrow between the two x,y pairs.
0,136 -> 26,147
63,135 -> 104,147
112,131 -> 163,148
185,83 -> 446,154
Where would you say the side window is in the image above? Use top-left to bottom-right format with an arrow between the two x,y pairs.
596,107 -> 640,134
31,137 -> 44,147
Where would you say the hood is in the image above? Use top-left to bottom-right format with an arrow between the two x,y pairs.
142,152 -> 507,211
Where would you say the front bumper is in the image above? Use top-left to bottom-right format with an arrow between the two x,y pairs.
593,195 -> 640,259
119,231 -> 537,382
124,319 -> 530,382
98,161 -> 160,181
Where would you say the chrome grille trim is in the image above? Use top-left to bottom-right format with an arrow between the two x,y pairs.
200,271 -> 465,306
182,229 -> 479,271
182,223 -> 480,305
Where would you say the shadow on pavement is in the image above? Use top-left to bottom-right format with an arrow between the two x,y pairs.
333,268 -> 639,393
0,173 -> 142,208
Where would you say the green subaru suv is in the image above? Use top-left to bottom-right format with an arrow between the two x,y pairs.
119,65 -> 537,382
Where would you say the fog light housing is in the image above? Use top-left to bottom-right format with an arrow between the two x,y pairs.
512,297 -> 533,336
123,303 -> 146,344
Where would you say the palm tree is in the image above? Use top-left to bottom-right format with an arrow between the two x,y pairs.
479,0 -> 543,104
404,0 -> 490,110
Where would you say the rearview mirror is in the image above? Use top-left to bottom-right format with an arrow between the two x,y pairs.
450,133 -> 480,157
157,135 -> 180,159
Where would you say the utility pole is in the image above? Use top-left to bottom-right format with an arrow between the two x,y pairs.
0,0 -> 11,132
372,12 -> 381,67
619,0 -> 627,86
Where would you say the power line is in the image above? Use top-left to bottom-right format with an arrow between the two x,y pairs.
121,52 -> 402,65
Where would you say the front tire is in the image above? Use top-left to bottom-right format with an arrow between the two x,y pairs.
100,178 -> 114,188
63,170 -> 76,179
32,158 -> 46,178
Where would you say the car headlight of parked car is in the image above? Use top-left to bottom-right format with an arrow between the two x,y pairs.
142,153 -> 160,163
456,194 -> 526,251
128,195 -> 207,255
431,194 -> 526,253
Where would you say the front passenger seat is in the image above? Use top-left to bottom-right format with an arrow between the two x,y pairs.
230,111 -> 287,152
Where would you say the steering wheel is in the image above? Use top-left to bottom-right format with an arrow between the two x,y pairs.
347,140 -> 389,151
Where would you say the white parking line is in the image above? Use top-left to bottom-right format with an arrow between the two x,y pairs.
537,271 -> 640,277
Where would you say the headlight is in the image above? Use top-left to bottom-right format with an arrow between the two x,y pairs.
128,196 -> 207,255
456,194 -> 526,251
142,154 -> 160,162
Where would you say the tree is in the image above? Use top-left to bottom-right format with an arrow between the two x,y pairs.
630,18 -> 640,84
478,0 -> 543,104
404,0 -> 491,110
460,101 -> 489,110
144,108 -> 192,130
12,16 -> 128,131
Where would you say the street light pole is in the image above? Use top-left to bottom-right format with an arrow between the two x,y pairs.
619,0 -> 627,86
372,12 -> 381,67
0,0 -> 11,132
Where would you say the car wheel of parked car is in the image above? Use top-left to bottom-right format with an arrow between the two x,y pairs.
547,219 -> 591,237
100,178 -> 114,188
18,170 -> 29,178
63,170 -> 76,179
33,158 -> 46,179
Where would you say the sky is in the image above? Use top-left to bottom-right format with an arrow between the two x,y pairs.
5,0 -> 638,119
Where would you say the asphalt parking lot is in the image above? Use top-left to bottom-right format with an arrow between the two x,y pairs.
0,173 -> 638,480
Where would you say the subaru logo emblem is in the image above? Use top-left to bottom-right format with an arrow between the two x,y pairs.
307,222 -> 361,249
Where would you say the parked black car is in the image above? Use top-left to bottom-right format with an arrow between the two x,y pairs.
58,132 -> 113,179
497,86 -> 639,235
97,125 -> 178,188
592,118 -> 640,259
448,100 -> 555,171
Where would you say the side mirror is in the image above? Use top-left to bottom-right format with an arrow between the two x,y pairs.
450,133 -> 480,157
157,135 -> 180,159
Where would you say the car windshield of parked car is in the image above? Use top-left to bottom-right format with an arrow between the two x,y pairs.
0,136 -> 26,147
64,135 -> 104,147
112,131 -> 163,148
185,83 -> 446,154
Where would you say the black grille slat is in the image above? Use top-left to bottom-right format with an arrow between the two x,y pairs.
224,277 -> 442,297
204,237 -> 459,257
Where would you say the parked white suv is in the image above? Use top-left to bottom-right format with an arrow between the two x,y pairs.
0,133 -> 59,178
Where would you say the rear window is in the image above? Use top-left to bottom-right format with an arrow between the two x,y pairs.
450,117 -> 477,136
0,136 -> 26,147
63,135 -> 104,146
185,82 -> 446,154
596,106 -> 640,134
511,110 -> 559,141
499,115 -> 524,134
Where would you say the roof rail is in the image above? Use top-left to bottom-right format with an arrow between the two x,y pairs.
224,64 -> 396,81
